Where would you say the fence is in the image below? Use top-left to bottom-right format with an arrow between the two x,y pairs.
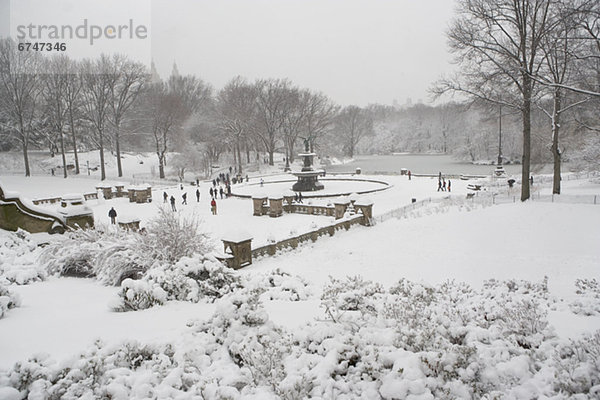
374,189 -> 599,224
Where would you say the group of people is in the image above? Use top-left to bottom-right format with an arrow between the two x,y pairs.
437,172 -> 451,192
294,192 -> 304,203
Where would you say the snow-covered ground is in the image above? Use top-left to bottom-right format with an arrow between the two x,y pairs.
0,171 -> 473,248
1,152 -> 600,398
1,189 -> 599,368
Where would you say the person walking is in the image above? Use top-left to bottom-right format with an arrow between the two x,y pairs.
163,191 -> 168,203
212,179 -> 216,187
219,187 -> 224,199
211,198 -> 217,215
182,192 -> 187,205
170,195 -> 177,212
260,178 -> 264,187
437,179 -> 442,192
298,192 -> 303,203
442,179 -> 446,191
209,187 -> 214,198
196,188 -> 200,202
108,207 -> 117,224
448,179 -> 451,192
408,170 -> 411,180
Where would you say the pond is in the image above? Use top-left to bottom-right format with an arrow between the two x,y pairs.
325,154 -> 522,176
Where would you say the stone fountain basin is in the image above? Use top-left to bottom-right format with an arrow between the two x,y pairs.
231,176 -> 391,198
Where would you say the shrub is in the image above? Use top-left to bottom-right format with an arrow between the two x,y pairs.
0,284 -> 21,318
0,229 -> 45,285
111,279 -> 167,312
144,254 -> 240,303
570,279 -> 600,316
40,210 -> 213,287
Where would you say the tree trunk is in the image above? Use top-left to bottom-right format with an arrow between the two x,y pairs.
99,130 -> 106,181
236,142 -> 242,174
60,131 -> 67,178
551,89 -> 561,195
269,150 -> 274,166
159,157 -> 165,179
69,114 -> 80,174
520,75 -> 532,202
22,141 -> 30,177
115,125 -> 123,177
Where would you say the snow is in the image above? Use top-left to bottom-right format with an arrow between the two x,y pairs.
0,277 -> 215,369
1,153 -> 600,397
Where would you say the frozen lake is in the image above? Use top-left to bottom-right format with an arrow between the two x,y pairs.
326,154 -> 523,176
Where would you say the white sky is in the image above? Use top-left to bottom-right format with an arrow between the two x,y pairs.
1,0 -> 458,107
151,0 -> 458,106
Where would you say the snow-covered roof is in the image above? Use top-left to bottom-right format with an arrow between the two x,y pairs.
221,230 -> 253,243
355,199 -> 374,206
128,185 -> 151,191
61,193 -> 85,202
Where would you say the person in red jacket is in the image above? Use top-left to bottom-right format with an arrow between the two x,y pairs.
211,198 -> 217,215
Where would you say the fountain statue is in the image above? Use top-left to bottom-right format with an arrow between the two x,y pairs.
292,138 -> 324,192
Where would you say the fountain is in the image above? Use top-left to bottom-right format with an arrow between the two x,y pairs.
292,138 -> 324,192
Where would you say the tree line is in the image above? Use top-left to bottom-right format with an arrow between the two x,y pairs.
434,0 -> 600,200
0,39 -> 377,180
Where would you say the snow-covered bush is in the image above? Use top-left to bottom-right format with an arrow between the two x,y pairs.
246,268 -> 312,302
0,340 -> 185,399
111,279 -> 167,312
0,284 -> 21,318
552,331 -> 600,396
3,276 -> 598,399
570,278 -> 600,316
143,254 -> 240,303
140,208 -> 211,265
0,229 -> 45,285
40,210 -> 213,286
321,275 -> 384,320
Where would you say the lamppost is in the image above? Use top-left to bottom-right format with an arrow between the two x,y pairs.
494,105 -> 506,177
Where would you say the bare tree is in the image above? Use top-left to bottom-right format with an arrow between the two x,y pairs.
0,38 -> 42,177
216,76 -> 257,174
254,78 -> 291,165
537,1 -> 591,194
435,0 -> 554,201
303,91 -> 338,154
61,58 -> 83,174
143,74 -> 211,179
80,55 -> 117,181
41,55 -> 73,178
335,106 -> 374,158
280,87 -> 306,168
108,55 -> 147,177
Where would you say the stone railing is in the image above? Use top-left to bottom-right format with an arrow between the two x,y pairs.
33,192 -> 98,205
251,215 -> 364,259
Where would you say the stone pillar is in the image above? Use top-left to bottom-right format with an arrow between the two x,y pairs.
252,196 -> 268,216
115,184 -> 125,198
96,185 -> 113,200
283,194 -> 294,206
334,200 -> 350,219
269,197 -> 283,218
222,233 -> 253,269
354,201 -> 374,226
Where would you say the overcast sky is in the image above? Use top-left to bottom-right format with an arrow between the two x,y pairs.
151,0 -> 457,107
2,0 -> 458,107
